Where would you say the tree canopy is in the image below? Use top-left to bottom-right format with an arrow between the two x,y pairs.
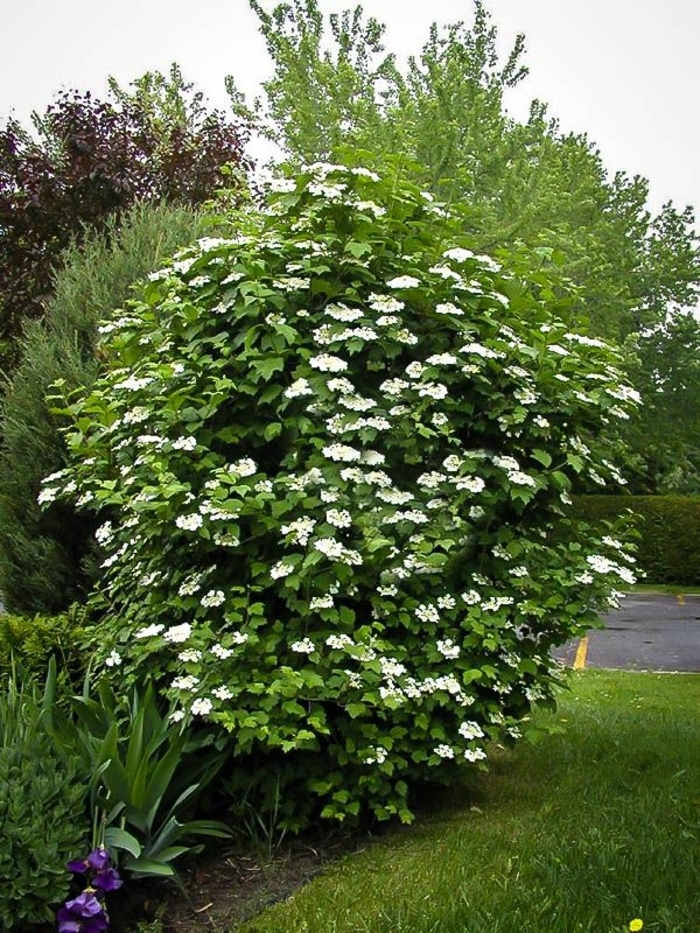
0,65 -> 252,374
231,0 -> 700,491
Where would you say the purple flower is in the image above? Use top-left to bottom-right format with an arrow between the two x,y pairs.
86,848 -> 111,872
92,866 -> 123,892
56,908 -> 82,933
56,895 -> 109,933
64,891 -> 104,917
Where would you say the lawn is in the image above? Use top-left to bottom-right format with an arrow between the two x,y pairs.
236,670 -> 700,933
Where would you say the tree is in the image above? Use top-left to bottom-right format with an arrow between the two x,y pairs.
0,64 -> 251,374
233,0 -> 700,490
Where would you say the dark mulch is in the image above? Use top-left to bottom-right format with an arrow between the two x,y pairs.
111,832 -> 370,933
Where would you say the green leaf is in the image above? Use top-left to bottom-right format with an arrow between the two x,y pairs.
104,827 -> 142,859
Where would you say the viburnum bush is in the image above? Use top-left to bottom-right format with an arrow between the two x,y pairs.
46,158 -> 638,825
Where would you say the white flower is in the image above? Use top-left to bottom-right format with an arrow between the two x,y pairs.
429,264 -> 461,281
418,382 -> 448,400
211,643 -> 234,659
170,710 -> 186,723
164,623 -> 192,644
172,436 -> 197,451
508,470 -> 537,488
314,537 -> 345,559
172,675 -> 200,691
176,513 -> 204,532
368,293 -> 404,314
459,721 -> 485,740
105,651 -> 122,668
310,595 -> 335,610
268,177 -> 297,193
380,657 -> 407,678
291,638 -> 315,654
212,686 -> 233,700
427,352 -> 458,366
325,303 -> 364,322
386,275 -> 421,289
281,517 -> 317,546
123,406 -> 151,425
309,353 -> 348,372
113,375 -> 153,391
37,487 -> 58,505
455,476 -> 486,493
460,342 -> 499,358
464,747 -> 487,762
339,394 -> 375,412
191,697 -> 213,716
178,649 -> 203,662
201,589 -> 226,608
284,377 -> 314,399
326,634 -> 354,649
228,458 -> 257,478
461,590 -> 481,605
443,247 -> 475,263
405,361 -> 426,379
364,746 -> 388,764
435,302 -> 463,316
134,624 -> 165,638
379,377 -> 409,395
271,560 -> 295,580
415,603 -> 440,623
437,639 -> 461,659
326,508 -> 352,528
323,443 -> 362,462
178,577 -> 203,596
434,744 -> 455,759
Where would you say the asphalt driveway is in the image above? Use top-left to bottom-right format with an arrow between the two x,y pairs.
556,594 -> 700,673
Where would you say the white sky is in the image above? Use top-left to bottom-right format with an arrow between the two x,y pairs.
1,0 -> 699,216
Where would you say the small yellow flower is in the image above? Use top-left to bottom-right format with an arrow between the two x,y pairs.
629,920 -> 643,932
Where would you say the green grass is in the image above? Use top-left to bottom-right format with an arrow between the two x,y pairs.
241,671 -> 700,933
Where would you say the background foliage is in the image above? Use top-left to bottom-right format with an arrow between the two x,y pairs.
0,201 -> 210,613
574,495 -> 700,585
0,64 -> 251,375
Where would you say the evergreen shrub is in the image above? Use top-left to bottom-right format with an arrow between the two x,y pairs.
0,669 -> 87,930
574,495 -> 700,585
0,606 -> 88,682
47,158 -> 639,826
0,202 -> 207,613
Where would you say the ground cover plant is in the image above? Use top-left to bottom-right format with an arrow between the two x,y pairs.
46,157 -> 638,830
237,670 -> 700,933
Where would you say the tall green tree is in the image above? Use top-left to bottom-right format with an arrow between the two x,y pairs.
232,0 -> 700,488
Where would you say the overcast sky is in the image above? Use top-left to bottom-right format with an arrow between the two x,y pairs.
2,0 -> 698,216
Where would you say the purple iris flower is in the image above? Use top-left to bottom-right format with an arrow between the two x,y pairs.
91,866 -> 123,892
64,891 -> 104,917
86,848 -> 111,872
56,894 -> 109,932
67,848 -> 112,875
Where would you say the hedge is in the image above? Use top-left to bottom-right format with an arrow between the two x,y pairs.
574,496 -> 700,585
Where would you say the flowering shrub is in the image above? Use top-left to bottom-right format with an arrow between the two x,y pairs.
47,159 -> 638,825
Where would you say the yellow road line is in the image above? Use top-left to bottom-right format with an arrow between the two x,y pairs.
573,635 -> 589,670
677,594 -> 685,606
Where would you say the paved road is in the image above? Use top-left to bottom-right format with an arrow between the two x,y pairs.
556,594 -> 700,673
